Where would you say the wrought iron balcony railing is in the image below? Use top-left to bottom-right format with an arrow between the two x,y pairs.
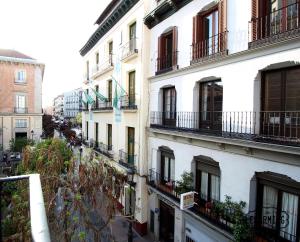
190,31 -> 228,64
120,94 -> 137,110
92,54 -> 113,76
94,142 -> 113,158
121,38 -> 138,60
14,107 -> 28,114
249,1 -> 300,47
155,51 -> 178,75
118,150 -> 136,170
150,111 -> 300,146
92,99 -> 113,111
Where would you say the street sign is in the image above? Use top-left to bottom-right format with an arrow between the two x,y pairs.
180,191 -> 195,210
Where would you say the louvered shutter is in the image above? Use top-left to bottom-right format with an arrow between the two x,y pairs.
251,0 -> 259,41
218,0 -> 227,52
172,26 -> 178,67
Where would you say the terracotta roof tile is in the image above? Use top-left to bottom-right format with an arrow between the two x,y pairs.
0,49 -> 35,60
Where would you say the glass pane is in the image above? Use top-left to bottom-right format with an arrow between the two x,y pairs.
262,185 -> 278,229
200,172 -> 208,200
211,175 -> 220,201
280,192 -> 298,241
164,157 -> 169,181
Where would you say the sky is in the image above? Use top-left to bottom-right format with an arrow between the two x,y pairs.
0,0 -> 110,107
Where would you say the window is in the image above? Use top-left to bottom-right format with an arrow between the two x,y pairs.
107,124 -> 112,150
199,80 -> 223,131
159,146 -> 175,185
108,41 -> 113,64
157,27 -> 178,73
251,0 -> 299,41
15,70 -> 26,83
86,121 -> 89,140
95,52 -> 99,66
15,119 -> 27,128
261,66 -> 300,138
192,0 -> 227,60
256,172 -> 300,241
108,80 -> 112,104
127,127 -> 135,165
95,122 -> 98,145
195,156 -> 220,203
129,22 -> 136,51
128,71 -> 135,106
163,87 -> 176,126
150,210 -> 155,233
15,95 -> 26,113
86,61 -> 89,80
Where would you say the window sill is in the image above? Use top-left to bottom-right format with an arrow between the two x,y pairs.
155,65 -> 179,76
14,81 -> 27,85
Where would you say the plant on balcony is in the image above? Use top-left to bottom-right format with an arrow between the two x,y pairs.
175,171 -> 193,195
211,195 -> 251,242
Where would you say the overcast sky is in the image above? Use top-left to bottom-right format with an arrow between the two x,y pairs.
0,0 -> 110,107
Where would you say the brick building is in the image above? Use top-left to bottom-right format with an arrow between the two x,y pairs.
0,49 -> 44,150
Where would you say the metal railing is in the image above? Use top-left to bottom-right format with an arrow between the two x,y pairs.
120,94 -> 137,109
156,51 -> 178,75
92,99 -> 113,111
190,31 -> 228,63
121,38 -> 138,60
147,169 -> 235,233
94,142 -> 113,158
0,174 -> 50,242
92,54 -> 113,75
118,150 -> 136,170
14,107 -> 28,114
150,111 -> 300,145
249,1 -> 300,44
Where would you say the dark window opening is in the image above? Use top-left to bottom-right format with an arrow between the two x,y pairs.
163,87 -> 176,127
127,127 -> 135,165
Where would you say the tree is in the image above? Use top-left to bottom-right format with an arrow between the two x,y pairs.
75,113 -> 82,127
4,138 -> 127,241
42,114 -> 55,138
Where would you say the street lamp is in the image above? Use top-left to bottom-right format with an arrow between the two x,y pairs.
31,130 -> 34,141
127,168 -> 135,242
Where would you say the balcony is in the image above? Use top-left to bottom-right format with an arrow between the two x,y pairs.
150,111 -> 300,146
155,51 -> 178,75
249,2 -> 300,48
0,174 -> 50,241
118,150 -> 136,170
121,38 -> 138,61
190,31 -> 228,65
147,169 -> 234,234
91,99 -> 113,111
120,94 -> 137,110
92,55 -> 113,77
94,142 -> 113,158
14,107 -> 28,114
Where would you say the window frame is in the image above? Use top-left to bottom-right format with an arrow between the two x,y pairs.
15,70 -> 27,83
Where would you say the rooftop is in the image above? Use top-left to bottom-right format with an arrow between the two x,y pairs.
0,49 -> 35,60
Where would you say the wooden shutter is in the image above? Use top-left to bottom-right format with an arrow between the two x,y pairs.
172,26 -> 178,67
251,0 -> 259,41
157,36 -> 162,71
218,0 -> 227,52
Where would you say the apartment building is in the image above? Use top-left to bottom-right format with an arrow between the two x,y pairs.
53,94 -> 64,120
0,49 -> 44,150
144,0 -> 300,241
63,88 -> 82,119
80,0 -> 150,235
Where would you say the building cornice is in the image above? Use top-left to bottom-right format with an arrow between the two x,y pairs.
80,0 -> 139,57
144,0 -> 193,29
148,128 -> 300,167
0,56 -> 44,66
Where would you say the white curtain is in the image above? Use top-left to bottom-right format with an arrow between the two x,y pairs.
200,172 -> 208,200
211,175 -> 220,201
164,157 -> 169,181
262,185 -> 278,229
280,192 -> 298,241
170,159 -> 175,181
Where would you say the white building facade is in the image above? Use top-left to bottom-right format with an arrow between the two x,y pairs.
80,0 -> 150,235
53,95 -> 64,120
63,88 -> 82,119
145,0 -> 300,241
